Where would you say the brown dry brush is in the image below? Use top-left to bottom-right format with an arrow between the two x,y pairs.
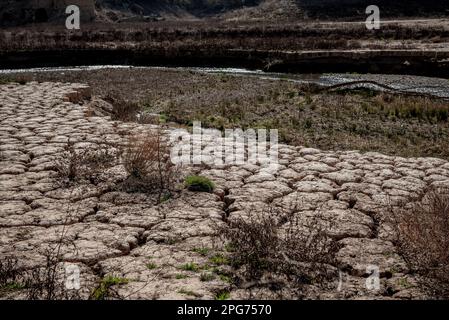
104,92 -> 142,122
121,129 -> 179,202
217,206 -> 339,297
0,201 -> 83,300
392,187 -> 449,299
1,22 -> 447,52
0,249 -> 80,300
53,140 -> 119,186
53,130 -> 179,202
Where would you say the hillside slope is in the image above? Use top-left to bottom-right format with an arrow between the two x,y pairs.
1,0 -> 448,26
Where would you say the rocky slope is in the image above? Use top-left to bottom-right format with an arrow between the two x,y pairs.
1,82 -> 449,299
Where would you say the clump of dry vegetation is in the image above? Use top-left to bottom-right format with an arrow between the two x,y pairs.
0,251 -> 80,300
54,140 -> 119,186
121,129 -> 179,201
104,93 -> 142,122
217,207 -> 338,298
393,187 -> 449,299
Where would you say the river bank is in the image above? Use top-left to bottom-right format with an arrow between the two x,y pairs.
3,66 -> 448,160
1,19 -> 449,76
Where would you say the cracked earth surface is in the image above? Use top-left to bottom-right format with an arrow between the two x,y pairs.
1,82 -> 449,299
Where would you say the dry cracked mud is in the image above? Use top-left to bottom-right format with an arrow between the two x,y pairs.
1,82 -> 449,300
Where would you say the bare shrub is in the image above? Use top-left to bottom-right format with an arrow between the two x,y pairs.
121,129 -> 179,201
0,257 -> 21,293
104,93 -> 142,122
217,206 -> 338,297
0,251 -> 80,300
24,248 -> 81,300
393,187 -> 449,299
54,140 -> 118,186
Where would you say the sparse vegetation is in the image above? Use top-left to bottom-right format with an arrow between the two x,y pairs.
193,247 -> 210,256
121,130 -> 178,201
0,74 -> 28,85
91,276 -> 129,300
179,263 -> 200,272
393,187 -> 449,299
217,206 -> 338,297
200,273 -> 215,282
178,289 -> 200,297
54,140 -> 118,186
1,20 -> 448,55
209,254 -> 229,266
215,290 -> 230,300
0,250 -> 80,300
146,263 -> 157,270
104,93 -> 142,122
17,68 -> 449,160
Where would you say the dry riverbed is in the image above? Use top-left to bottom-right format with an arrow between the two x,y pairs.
3,68 -> 449,159
1,79 -> 449,299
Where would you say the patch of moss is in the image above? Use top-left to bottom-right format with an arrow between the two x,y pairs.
184,175 -> 215,193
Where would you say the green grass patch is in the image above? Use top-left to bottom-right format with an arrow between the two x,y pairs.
184,175 -> 215,193
179,263 -> 200,272
0,282 -> 25,292
219,274 -> 232,283
91,276 -> 129,300
192,247 -> 210,256
209,254 -> 229,265
146,263 -> 157,270
215,290 -> 230,300
200,273 -> 215,282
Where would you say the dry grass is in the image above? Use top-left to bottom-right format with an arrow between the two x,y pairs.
0,250 -> 80,300
0,20 -> 447,52
53,140 -> 118,186
9,69 -> 449,160
104,93 -> 142,122
393,187 -> 449,299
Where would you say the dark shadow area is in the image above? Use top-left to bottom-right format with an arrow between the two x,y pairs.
34,8 -> 48,23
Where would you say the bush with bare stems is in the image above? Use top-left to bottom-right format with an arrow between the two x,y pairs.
393,187 -> 449,299
217,206 -> 338,298
121,129 -> 179,202
53,140 -> 119,186
0,249 -> 80,300
104,93 -> 142,122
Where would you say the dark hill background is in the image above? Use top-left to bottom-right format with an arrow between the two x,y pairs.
1,0 -> 448,26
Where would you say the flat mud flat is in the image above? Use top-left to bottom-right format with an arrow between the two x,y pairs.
1,82 -> 449,299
